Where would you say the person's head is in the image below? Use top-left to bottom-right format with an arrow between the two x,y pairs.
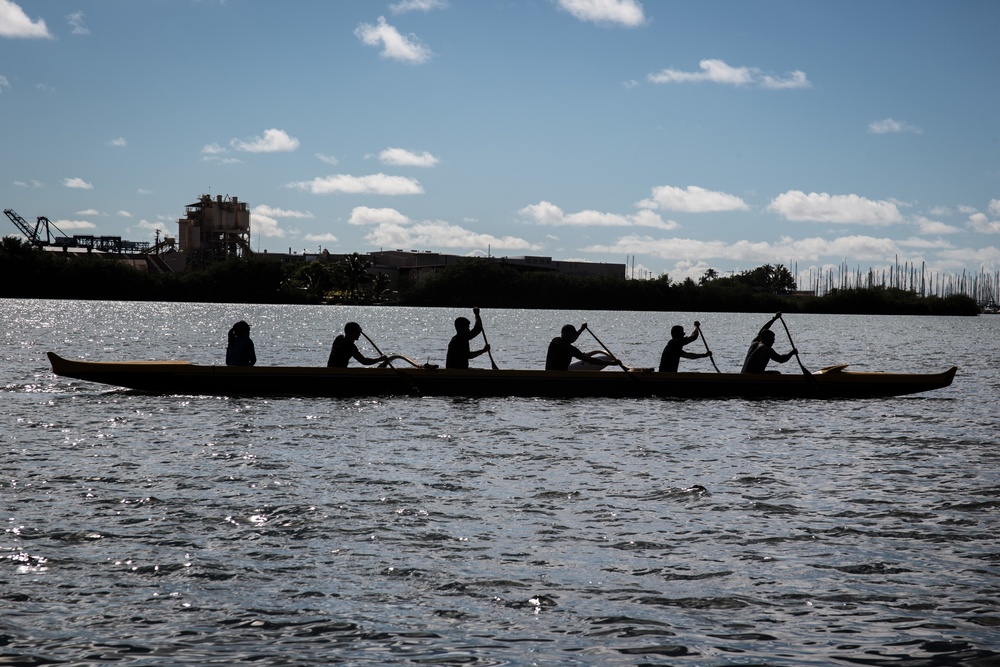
760,330 -> 776,345
232,320 -> 250,337
454,316 -> 470,333
560,324 -> 579,342
344,321 -> 362,341
670,325 -> 685,340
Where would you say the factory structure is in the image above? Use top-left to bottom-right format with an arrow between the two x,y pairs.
6,193 -> 625,281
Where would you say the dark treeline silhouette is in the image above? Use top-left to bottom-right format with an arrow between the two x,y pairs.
0,238 -> 980,315
399,259 -> 979,315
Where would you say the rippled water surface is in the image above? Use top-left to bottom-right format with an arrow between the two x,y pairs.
3,299 -> 999,665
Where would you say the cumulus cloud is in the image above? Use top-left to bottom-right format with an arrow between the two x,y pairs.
585,233 -> 902,264
108,137 -> 127,147
0,0 -> 52,38
63,177 -> 93,189
989,199 -> 1000,218
53,219 -> 97,231
355,16 -> 432,64
389,0 -> 448,13
286,173 -> 424,196
967,211 -> 1000,234
637,184 -> 749,213
316,153 -> 339,165
648,59 -> 810,89
66,11 -> 88,35
557,0 -> 646,27
231,128 -> 300,153
520,200 -> 678,230
249,204 -> 315,239
304,232 -> 339,243
76,209 -> 99,216
767,191 -> 903,225
0,75 -> 9,93
868,118 -> 923,135
913,216 -> 960,235
116,210 -> 131,217
349,206 -> 540,251
379,147 -> 440,167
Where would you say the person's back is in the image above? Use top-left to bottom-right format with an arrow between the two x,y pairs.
658,325 -> 700,373
326,334 -> 354,368
226,321 -> 256,366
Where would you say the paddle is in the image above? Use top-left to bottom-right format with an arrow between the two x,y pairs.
361,331 -> 422,394
777,314 -> 811,377
695,321 -> 722,373
361,331 -> 394,368
476,308 -> 500,370
584,326 -> 637,378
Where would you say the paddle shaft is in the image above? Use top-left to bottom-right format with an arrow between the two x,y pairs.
697,326 -> 722,373
360,331 -> 394,368
584,327 -> 637,379
777,315 -> 811,376
478,314 -> 500,370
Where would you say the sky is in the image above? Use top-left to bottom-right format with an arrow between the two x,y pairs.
2,0 -> 999,284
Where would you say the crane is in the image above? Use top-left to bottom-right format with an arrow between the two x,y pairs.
4,209 -> 68,247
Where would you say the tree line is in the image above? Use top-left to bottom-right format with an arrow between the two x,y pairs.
0,238 -> 980,315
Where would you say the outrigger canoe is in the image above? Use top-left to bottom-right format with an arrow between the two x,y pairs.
47,352 -> 957,399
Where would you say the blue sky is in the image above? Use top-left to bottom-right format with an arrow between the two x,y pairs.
2,0 -> 999,283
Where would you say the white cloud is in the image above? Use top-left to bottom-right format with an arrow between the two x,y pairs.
868,118 -> 923,135
231,128 -> 300,153
349,206 -> 411,226
355,16 -> 432,64
913,216 -> 960,235
63,177 -> 93,189
967,212 -> 1000,234
0,75 -> 9,93
648,59 -> 810,89
116,210 -> 132,218
349,206 -> 540,251
316,153 -> 339,166
520,200 -> 678,230
585,233 -> 902,264
0,0 -> 52,38
389,0 -> 448,13
767,191 -> 903,225
637,184 -> 749,213
76,209 -> 99,216
201,143 -> 226,155
108,137 -> 127,147
304,232 -> 339,243
66,11 -> 88,35
253,204 -> 315,220
249,204 -> 315,239
286,173 -> 424,196
137,188 -> 153,195
14,179 -> 42,188
557,0 -> 646,27
53,219 -> 97,231
379,147 -> 440,167
989,199 -> 1000,218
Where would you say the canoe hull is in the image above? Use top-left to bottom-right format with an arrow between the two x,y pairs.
47,352 -> 957,399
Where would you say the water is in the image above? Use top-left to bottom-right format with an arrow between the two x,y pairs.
3,299 -> 999,666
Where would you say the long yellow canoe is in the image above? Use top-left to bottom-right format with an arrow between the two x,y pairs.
47,352 -> 957,399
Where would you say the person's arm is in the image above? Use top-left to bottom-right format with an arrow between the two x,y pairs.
468,308 -> 484,340
469,344 -> 490,360
352,343 -> 387,366
770,347 -> 796,363
248,340 -> 257,366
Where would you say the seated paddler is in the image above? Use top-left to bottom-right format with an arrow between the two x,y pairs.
225,320 -> 256,366
545,323 -> 617,371
741,313 -> 797,373
327,322 -> 387,368
446,307 -> 491,369
658,322 -> 711,372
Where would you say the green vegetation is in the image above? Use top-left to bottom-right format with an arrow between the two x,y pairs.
0,238 -> 980,315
